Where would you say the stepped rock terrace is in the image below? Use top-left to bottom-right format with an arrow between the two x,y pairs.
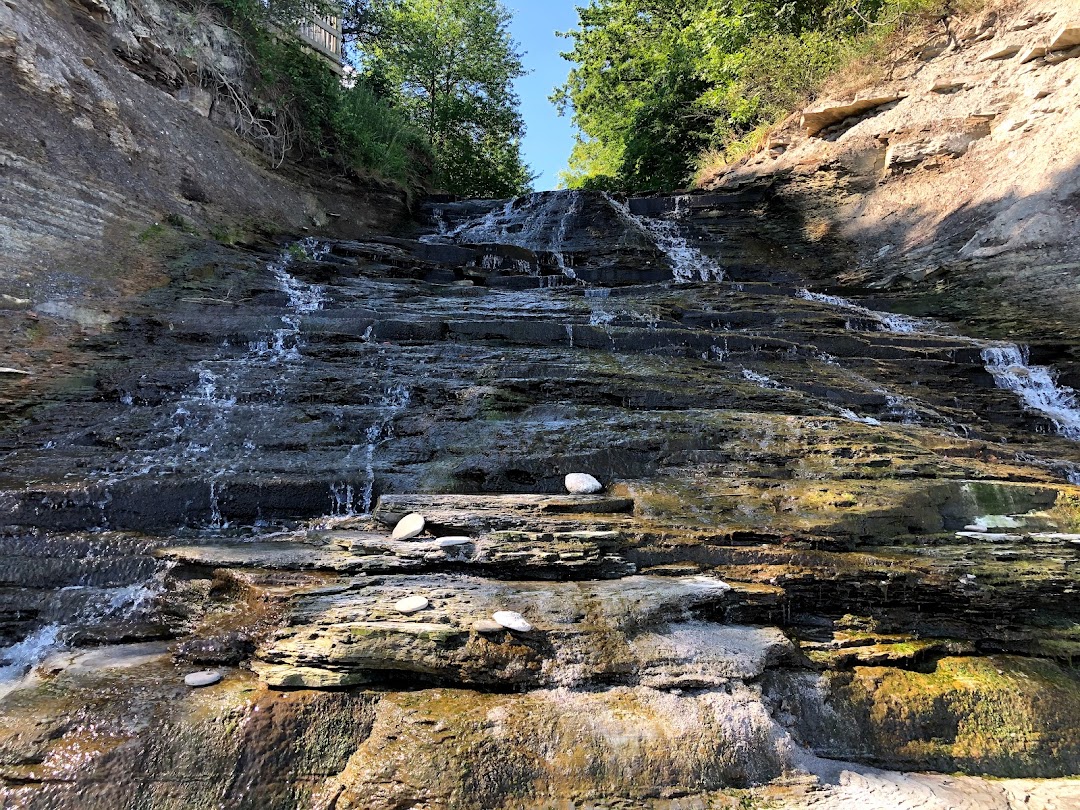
1,190 -> 1079,809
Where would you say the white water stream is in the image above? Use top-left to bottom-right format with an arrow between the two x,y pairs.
796,288 -> 1080,442
981,346 -> 1080,440
0,568 -> 171,699
603,193 -> 725,283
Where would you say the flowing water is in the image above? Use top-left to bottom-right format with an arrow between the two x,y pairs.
981,345 -> 1080,439
0,566 -> 170,699
3,190 -> 1080,809
795,289 -> 1080,441
603,192 -> 725,282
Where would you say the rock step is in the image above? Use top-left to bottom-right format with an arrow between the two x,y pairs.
157,541 -> 367,573
373,493 -> 635,533
251,572 -> 780,689
160,533 -> 637,580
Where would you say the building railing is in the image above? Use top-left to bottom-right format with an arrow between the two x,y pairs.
295,7 -> 342,71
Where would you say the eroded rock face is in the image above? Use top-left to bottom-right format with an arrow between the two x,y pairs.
0,182 -> 1079,807
709,0 -> 1080,352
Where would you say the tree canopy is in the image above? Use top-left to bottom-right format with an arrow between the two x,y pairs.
553,0 -> 942,191
360,0 -> 533,197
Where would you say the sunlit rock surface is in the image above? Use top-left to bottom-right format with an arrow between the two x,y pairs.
1,189 -> 1079,808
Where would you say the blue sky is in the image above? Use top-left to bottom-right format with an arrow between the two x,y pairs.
503,1 -> 581,190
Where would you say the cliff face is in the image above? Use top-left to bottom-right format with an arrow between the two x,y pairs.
1,189 -> 1080,810
0,0 -> 408,383
709,0 -> 1080,348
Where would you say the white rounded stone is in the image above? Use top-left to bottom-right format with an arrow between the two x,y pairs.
184,670 -> 222,688
436,536 -> 474,548
394,595 -> 430,614
492,610 -> 533,632
391,513 -> 426,540
564,473 -> 603,494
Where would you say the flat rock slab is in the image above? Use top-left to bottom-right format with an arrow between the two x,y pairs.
254,573 -> 745,688
630,622 -> 792,687
42,642 -> 171,676
316,528 -> 634,579
157,542 -> 367,573
373,493 -> 635,535
802,95 -> 905,136
1049,25 -> 1080,53
798,765 -> 1080,809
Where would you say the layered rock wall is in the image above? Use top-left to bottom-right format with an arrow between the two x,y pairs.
710,0 -> 1080,348
0,0 -> 408,381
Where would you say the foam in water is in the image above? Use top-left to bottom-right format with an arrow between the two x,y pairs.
797,289 -> 930,334
981,345 -> 1080,440
270,237 -> 328,314
445,192 -> 584,282
838,408 -> 883,426
0,624 -> 63,698
0,569 -> 169,698
741,369 -> 787,390
603,193 -> 724,283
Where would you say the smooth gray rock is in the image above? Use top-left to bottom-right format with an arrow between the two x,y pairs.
436,536 -> 474,547
493,610 -> 533,632
394,595 -> 430,614
564,473 -> 603,494
392,513 -> 426,540
184,670 -> 222,688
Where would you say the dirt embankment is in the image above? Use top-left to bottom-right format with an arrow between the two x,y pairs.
708,0 -> 1080,349
0,0 -> 410,390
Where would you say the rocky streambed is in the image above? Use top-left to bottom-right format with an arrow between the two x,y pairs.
1,190 -> 1079,809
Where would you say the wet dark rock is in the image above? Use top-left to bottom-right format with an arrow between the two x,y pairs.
174,632 -> 256,666
2,184 -> 1080,807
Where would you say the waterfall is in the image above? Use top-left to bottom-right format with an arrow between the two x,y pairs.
553,190 -> 584,279
433,191 -> 587,283
602,193 -> 724,283
798,288 -> 1080,441
741,369 -> 787,390
251,237 -> 328,361
797,289 -> 931,334
981,345 -> 1080,440
358,383 -> 412,515
0,565 -> 171,698
106,239 -> 330,525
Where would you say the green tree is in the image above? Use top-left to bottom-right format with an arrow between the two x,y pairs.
363,0 -> 533,197
553,0 -> 709,191
554,0 -> 942,191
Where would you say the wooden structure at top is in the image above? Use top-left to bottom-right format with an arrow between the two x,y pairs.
294,4 -> 343,73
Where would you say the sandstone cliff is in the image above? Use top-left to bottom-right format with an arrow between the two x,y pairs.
709,0 -> 1080,352
0,0 -> 408,383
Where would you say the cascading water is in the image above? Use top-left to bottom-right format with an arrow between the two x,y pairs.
358,383 -> 412,515
602,193 -> 724,282
106,239 -> 329,527
0,564 -> 172,699
981,345 -> 1080,440
430,191 -> 588,282
795,287 -> 1080,442
797,289 -> 931,334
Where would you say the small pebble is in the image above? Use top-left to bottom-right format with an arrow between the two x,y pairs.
184,670 -> 222,688
473,619 -> 504,634
395,595 -> 430,614
392,513 -> 425,540
492,610 -> 533,632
